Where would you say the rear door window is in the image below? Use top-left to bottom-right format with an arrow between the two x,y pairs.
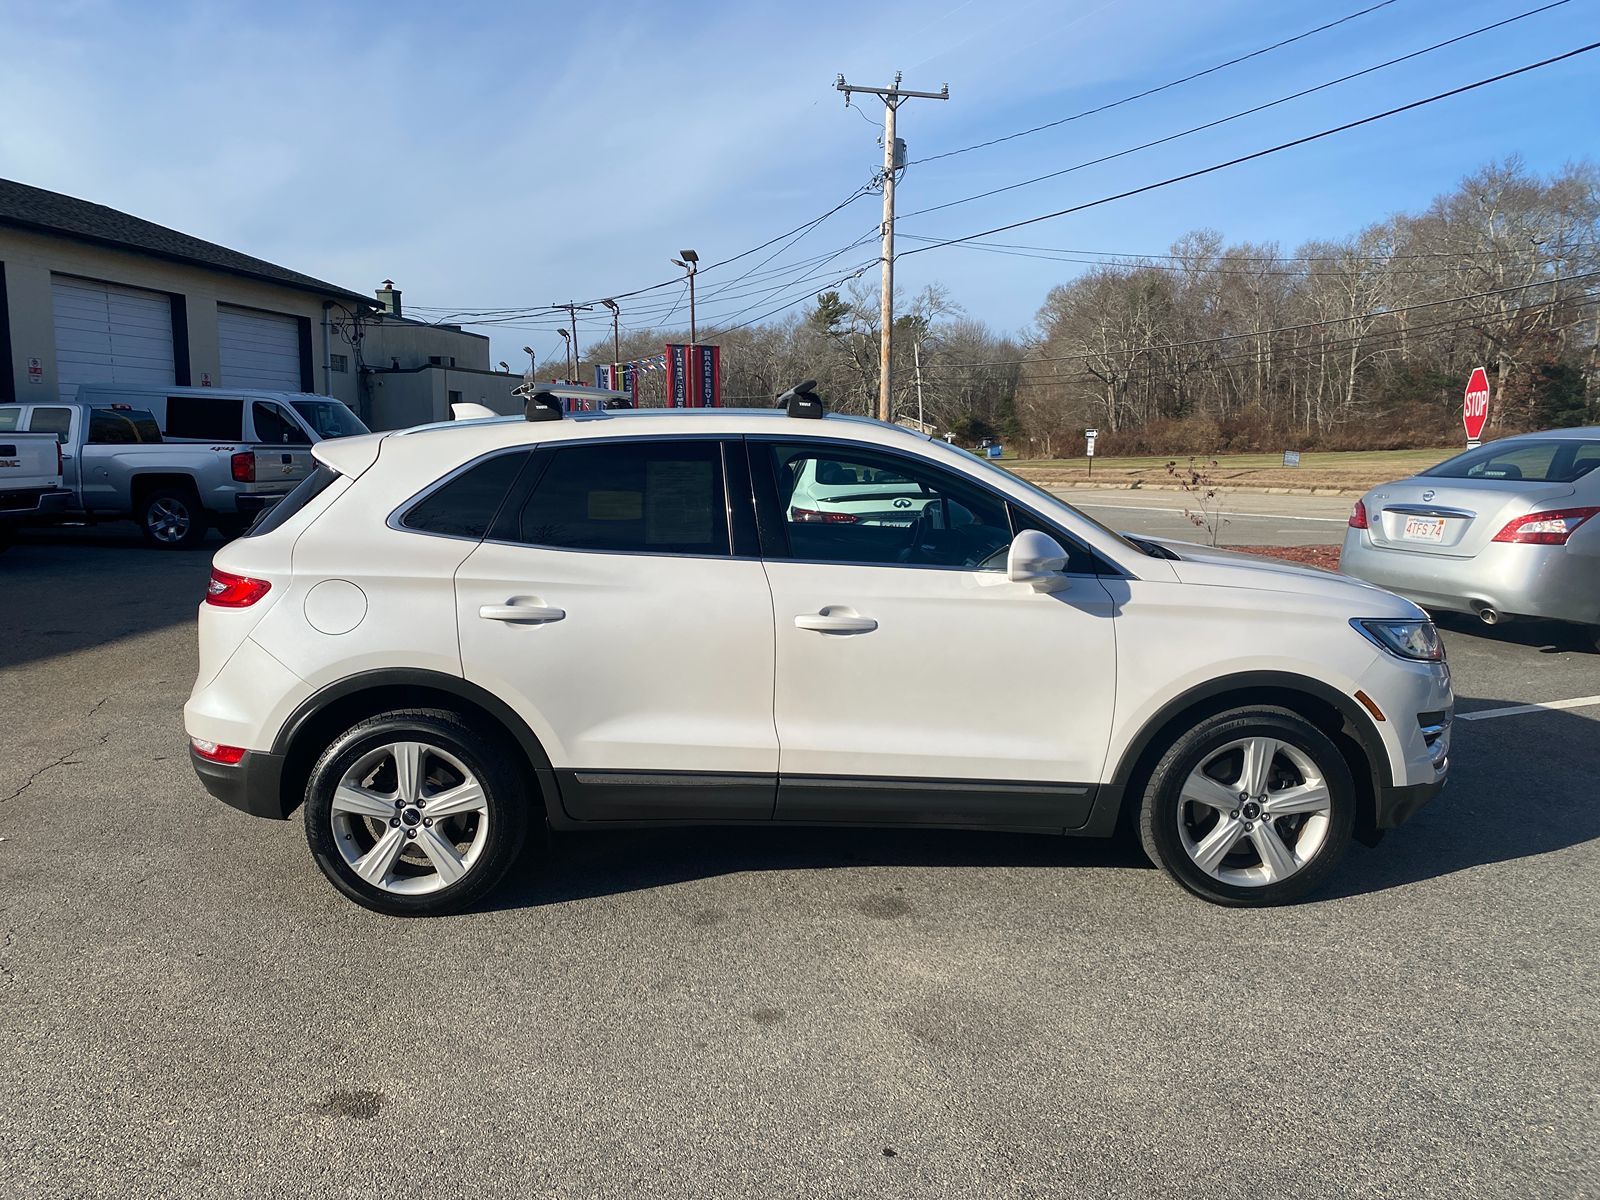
25,407 -> 73,444
494,440 -> 730,556
166,395 -> 243,440
88,408 -> 162,445
252,402 -> 310,446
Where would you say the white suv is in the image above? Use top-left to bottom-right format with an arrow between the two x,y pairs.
186,390 -> 1452,915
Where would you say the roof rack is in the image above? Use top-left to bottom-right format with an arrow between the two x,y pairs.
777,380 -> 824,419
524,390 -> 563,422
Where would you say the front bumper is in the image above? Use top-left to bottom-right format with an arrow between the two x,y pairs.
1374,773 -> 1446,829
190,746 -> 289,820
1340,529 -> 1600,626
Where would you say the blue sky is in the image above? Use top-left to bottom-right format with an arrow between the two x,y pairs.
1,0 -> 1595,371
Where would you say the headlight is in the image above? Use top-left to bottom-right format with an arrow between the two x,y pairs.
1352,618 -> 1444,662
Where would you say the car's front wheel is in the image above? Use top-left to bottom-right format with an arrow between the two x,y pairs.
1138,707 -> 1356,906
303,709 -> 529,916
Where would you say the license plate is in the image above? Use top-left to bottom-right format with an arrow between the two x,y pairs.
1402,516 -> 1446,542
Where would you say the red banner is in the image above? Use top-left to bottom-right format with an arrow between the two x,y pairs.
665,344 -> 721,407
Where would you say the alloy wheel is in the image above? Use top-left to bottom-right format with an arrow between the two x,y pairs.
147,498 -> 192,543
329,741 -> 491,895
1176,736 -> 1332,887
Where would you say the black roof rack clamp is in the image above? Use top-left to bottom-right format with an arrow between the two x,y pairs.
524,390 -> 564,422
778,380 -> 824,419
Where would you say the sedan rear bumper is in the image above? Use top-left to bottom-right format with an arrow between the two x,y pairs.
1340,530 -> 1600,626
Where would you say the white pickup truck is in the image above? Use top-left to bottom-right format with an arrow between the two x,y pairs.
0,385 -> 369,548
0,430 -> 72,550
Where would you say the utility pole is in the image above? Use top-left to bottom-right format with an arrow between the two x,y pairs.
835,71 -> 948,423
551,302 -> 593,381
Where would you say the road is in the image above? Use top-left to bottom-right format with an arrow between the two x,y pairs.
1051,486 -> 1353,547
2,529 -> 1598,1199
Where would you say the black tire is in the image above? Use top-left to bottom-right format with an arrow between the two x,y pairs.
137,487 -> 209,549
303,709 -> 530,916
1137,706 -> 1356,907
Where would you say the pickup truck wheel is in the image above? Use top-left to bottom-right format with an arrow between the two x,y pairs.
303,709 -> 529,917
138,488 -> 208,549
1138,707 -> 1355,907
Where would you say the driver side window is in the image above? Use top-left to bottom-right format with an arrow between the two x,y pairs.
758,442 -> 1013,569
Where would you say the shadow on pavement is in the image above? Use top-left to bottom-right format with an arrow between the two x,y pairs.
1431,610 -> 1598,655
1329,696 -> 1599,899
0,527 -> 217,670
492,823 -> 1154,910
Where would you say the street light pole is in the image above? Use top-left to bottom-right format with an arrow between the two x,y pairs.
601,299 -> 621,388
671,249 -> 700,403
556,328 -> 572,380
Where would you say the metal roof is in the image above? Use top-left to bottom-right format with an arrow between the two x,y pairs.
0,177 -> 372,306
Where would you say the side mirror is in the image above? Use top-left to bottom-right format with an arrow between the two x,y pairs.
1007,529 -> 1071,592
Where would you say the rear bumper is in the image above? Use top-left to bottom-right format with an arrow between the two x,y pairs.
0,487 -> 73,520
1340,530 -> 1600,626
190,746 -> 290,820
235,492 -> 289,516
1374,773 -> 1446,829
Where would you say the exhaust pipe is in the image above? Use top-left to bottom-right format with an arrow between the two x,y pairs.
1476,605 -> 1501,625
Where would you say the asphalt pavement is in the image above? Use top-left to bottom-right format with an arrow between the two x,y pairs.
1052,486 -> 1354,547
2,527 -> 1597,1199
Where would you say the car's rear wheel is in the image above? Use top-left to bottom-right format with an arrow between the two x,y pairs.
303,709 -> 528,916
1138,707 -> 1355,906
138,487 -> 208,549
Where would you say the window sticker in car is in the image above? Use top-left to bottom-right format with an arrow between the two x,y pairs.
645,460 -> 715,545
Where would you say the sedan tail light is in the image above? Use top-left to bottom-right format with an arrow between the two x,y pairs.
791,506 -> 858,524
1348,499 -> 1369,529
205,568 -> 271,607
1490,506 -> 1599,546
231,451 -> 256,483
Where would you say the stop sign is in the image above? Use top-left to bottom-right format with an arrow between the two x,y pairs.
1463,367 -> 1490,442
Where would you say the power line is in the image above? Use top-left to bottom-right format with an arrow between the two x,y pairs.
899,42 -> 1600,262
894,234 -> 1599,266
898,1 -> 1573,225
934,271 -> 1600,370
905,0 -> 1405,168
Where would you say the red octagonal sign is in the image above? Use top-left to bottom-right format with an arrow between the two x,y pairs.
1463,366 -> 1490,441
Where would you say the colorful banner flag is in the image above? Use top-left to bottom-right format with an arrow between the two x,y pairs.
666,344 -> 690,407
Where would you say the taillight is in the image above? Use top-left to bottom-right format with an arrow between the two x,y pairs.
205,568 -> 271,607
1348,499 -> 1369,529
1491,506 -> 1600,546
791,506 -> 858,524
191,738 -> 247,765
231,451 -> 255,483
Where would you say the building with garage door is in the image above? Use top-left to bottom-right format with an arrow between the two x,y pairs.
0,177 -> 372,412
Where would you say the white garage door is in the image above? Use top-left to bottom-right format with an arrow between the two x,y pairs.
218,305 -> 302,391
52,276 -> 176,400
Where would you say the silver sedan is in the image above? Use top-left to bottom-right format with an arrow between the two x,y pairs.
1339,428 -> 1600,643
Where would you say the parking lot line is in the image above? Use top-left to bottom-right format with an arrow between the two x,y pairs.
1457,695 -> 1600,721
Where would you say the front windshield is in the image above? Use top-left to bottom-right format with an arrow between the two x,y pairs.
939,442 -> 1147,555
1422,438 -> 1600,484
291,400 -> 369,439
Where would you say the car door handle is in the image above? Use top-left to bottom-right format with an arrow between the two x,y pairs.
794,612 -> 878,634
479,603 -> 566,624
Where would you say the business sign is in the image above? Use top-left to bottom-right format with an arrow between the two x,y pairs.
664,344 -> 722,408
1282,450 -> 1301,467
1463,366 -> 1490,446
594,363 -> 639,402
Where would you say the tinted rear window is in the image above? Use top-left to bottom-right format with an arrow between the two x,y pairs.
243,464 -> 341,538
1423,439 -> 1600,484
402,452 -> 529,540
167,396 -> 243,440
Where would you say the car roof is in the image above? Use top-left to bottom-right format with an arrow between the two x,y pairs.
1493,426 -> 1600,442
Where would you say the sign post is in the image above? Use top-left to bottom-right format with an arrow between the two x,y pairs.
1085,427 -> 1098,479
1463,366 -> 1490,448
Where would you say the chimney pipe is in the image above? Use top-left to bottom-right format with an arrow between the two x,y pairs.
375,279 -> 402,319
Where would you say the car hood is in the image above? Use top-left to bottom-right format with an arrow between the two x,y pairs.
1131,535 -> 1422,616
